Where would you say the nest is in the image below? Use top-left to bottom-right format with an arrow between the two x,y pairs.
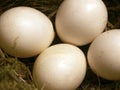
0,0 -> 120,90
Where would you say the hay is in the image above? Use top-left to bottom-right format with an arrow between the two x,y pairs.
0,49 -> 37,90
0,0 -> 120,90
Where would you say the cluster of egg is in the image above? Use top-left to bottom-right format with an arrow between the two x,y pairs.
0,0 -> 120,90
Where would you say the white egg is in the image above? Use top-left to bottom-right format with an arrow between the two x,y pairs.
87,29 -> 120,80
0,6 -> 54,58
33,44 -> 86,90
55,0 -> 108,46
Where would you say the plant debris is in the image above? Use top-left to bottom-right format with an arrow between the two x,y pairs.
0,0 -> 120,90
0,49 -> 37,90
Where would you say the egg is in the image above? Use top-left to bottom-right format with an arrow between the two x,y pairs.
87,29 -> 120,80
55,0 -> 108,46
33,44 -> 86,90
0,6 -> 54,58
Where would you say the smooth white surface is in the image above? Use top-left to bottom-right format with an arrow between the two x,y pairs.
33,44 -> 86,90
87,30 -> 120,80
55,0 -> 108,46
0,6 -> 54,58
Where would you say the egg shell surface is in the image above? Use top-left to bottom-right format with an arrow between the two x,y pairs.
33,44 -> 87,90
55,0 -> 108,46
0,6 -> 54,58
87,29 -> 120,80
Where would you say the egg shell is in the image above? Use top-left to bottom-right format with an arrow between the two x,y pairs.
55,0 -> 108,46
33,44 -> 87,90
87,29 -> 120,80
0,6 -> 54,58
